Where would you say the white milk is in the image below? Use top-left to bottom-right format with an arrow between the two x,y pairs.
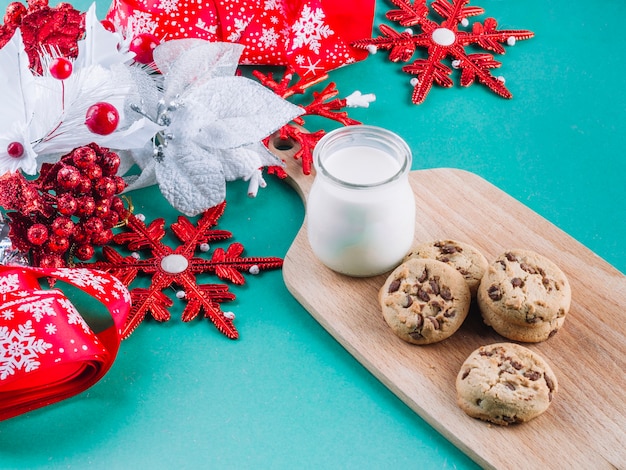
307,126 -> 415,277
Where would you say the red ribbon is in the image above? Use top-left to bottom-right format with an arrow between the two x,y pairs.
106,0 -> 375,77
0,266 -> 130,420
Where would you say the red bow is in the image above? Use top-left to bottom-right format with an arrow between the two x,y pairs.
106,0 -> 375,77
0,266 -> 130,420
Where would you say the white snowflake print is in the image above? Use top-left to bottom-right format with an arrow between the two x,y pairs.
157,0 -> 178,14
259,27 -> 280,49
0,320 -> 52,380
51,269 -> 110,294
196,18 -> 218,35
57,298 -> 90,334
1,309 -> 14,321
45,323 -> 57,335
0,273 -> 20,295
128,11 -> 158,35
227,17 -> 252,42
264,0 -> 281,10
111,276 -> 132,305
291,4 -> 334,54
17,297 -> 57,322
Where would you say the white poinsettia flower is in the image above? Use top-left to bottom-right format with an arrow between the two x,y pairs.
0,3 -> 160,175
124,40 -> 304,216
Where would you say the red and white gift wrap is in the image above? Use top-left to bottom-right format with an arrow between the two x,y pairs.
106,0 -> 375,77
0,266 -> 131,420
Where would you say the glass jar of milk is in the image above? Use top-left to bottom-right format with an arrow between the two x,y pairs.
307,125 -> 415,277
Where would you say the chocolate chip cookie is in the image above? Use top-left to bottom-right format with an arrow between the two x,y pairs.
379,258 -> 471,345
477,249 -> 571,342
456,342 -> 558,425
404,239 -> 488,296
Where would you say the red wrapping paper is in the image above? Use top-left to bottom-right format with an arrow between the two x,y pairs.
106,0 -> 375,77
0,266 -> 130,420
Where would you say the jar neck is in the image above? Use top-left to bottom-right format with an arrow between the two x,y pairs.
313,125 -> 412,190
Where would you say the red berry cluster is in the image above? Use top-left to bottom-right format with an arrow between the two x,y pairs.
5,143 -> 128,267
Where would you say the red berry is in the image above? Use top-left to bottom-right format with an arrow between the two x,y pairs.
113,176 -> 126,194
102,211 -> 120,229
100,151 -> 121,176
95,177 -> 117,198
49,57 -> 73,80
91,229 -> 113,246
57,165 -> 81,190
83,217 -> 104,234
72,146 -> 97,169
94,199 -> 111,219
51,216 -> 74,237
85,102 -> 119,135
110,196 -> 125,212
74,244 -> 95,261
57,193 -> 78,215
75,175 -> 92,194
129,33 -> 160,64
27,224 -> 49,245
7,141 -> 24,158
72,225 -> 89,244
47,234 -> 70,253
75,196 -> 96,217
83,164 -> 102,180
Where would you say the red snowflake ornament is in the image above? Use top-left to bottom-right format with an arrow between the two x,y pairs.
352,0 -> 534,104
80,202 -> 283,340
256,67 -> 363,175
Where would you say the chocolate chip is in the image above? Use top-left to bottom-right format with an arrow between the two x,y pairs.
487,285 -> 502,301
544,374 -> 555,392
403,295 -> 413,308
520,262 -> 537,274
417,288 -> 430,302
440,243 -> 461,254
388,279 -> 401,293
440,286 -> 452,301
417,268 -> 428,283
511,277 -> 524,288
505,252 -> 518,262
510,360 -> 523,370
505,382 -> 516,391
443,309 -> 456,318
524,370 -> 541,381
462,369 -> 470,380
429,278 -> 440,295
428,317 -> 440,329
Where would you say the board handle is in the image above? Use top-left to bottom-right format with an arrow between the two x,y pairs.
267,130 -> 315,205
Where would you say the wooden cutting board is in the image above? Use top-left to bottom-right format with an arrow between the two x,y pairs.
276,149 -> 626,470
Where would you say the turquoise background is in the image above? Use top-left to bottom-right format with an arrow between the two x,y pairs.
1,0 -> 624,468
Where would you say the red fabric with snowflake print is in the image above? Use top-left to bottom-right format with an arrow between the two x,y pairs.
0,266 -> 130,421
105,0 -> 375,77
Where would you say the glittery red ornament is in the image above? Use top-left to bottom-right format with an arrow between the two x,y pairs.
49,57 -> 73,80
47,234 -> 69,252
75,196 -> 95,217
85,102 -> 119,135
0,143 -> 127,267
27,224 -> 48,245
129,33 -> 159,65
74,243 -> 95,260
56,165 -> 81,190
0,0 -> 84,74
94,177 -> 117,199
57,193 -> 78,215
72,146 -> 97,169
100,151 -> 120,176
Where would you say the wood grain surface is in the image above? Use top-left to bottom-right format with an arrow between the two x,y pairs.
277,150 -> 626,470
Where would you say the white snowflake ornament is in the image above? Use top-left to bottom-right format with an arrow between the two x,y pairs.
124,40 -> 304,216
